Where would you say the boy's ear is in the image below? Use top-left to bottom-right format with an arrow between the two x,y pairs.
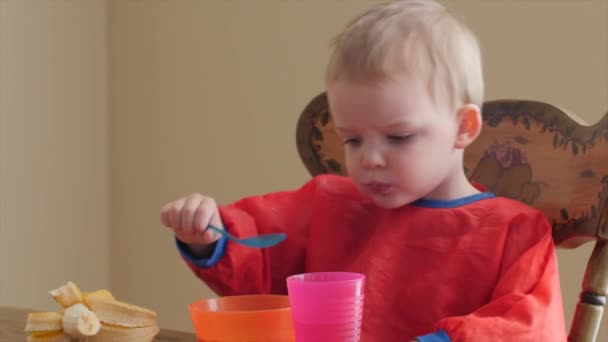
455,103 -> 482,149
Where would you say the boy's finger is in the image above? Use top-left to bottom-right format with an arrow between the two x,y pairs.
203,208 -> 224,243
207,208 -> 224,241
193,201 -> 211,234
160,204 -> 171,227
169,198 -> 186,230
181,196 -> 201,233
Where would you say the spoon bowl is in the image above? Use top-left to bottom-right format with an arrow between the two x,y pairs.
207,224 -> 286,248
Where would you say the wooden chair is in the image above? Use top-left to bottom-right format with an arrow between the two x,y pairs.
296,92 -> 608,342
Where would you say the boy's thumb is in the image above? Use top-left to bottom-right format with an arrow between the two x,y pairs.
207,212 -> 225,241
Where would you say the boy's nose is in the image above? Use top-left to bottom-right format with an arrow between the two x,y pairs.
361,149 -> 386,169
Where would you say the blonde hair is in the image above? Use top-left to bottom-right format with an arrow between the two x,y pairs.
326,0 -> 484,108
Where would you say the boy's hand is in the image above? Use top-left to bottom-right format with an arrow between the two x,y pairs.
160,193 -> 223,248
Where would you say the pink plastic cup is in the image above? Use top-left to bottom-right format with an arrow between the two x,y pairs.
286,272 -> 365,342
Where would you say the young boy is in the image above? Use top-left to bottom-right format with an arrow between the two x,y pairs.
160,1 -> 567,341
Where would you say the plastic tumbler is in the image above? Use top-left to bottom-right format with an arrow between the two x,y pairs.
286,272 -> 365,342
188,294 -> 295,341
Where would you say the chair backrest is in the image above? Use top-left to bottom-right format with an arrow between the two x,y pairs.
296,92 -> 608,342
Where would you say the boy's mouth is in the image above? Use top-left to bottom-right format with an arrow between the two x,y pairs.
362,181 -> 393,195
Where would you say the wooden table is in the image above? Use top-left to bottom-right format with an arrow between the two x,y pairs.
0,306 -> 196,341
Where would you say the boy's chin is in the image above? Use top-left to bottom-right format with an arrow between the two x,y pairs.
367,194 -> 414,209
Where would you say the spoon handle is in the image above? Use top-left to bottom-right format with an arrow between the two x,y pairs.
207,224 -> 231,239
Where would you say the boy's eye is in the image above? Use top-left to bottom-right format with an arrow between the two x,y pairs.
388,134 -> 413,143
343,138 -> 361,146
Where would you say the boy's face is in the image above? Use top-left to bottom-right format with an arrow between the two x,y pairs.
328,75 -> 464,208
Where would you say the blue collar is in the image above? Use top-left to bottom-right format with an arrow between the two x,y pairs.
411,192 -> 495,208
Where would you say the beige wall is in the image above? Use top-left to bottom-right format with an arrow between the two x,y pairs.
0,0 -> 110,310
2,0 -> 607,339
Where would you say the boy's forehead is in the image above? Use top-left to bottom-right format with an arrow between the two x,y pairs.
328,74 -> 455,115
333,116 -> 423,132
328,70 -> 434,93
331,102 -> 431,129
328,75 -> 428,107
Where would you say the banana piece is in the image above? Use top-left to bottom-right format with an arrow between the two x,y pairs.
84,289 -> 115,302
82,323 -> 160,342
28,281 -> 159,340
24,312 -> 63,332
85,296 -> 157,328
62,303 -> 101,338
49,281 -> 83,307
26,331 -> 71,342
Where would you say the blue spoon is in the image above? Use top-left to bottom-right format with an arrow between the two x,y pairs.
207,224 -> 287,248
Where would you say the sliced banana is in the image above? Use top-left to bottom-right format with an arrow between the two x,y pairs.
26,331 -> 71,342
84,289 -> 115,302
62,303 -> 101,338
83,323 -> 160,342
49,281 -> 83,307
85,296 -> 157,328
24,312 -> 63,332
27,281 -> 158,340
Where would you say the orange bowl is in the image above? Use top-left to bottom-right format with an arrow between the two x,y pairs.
188,295 -> 295,342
